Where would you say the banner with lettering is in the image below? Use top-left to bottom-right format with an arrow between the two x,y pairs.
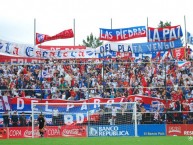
0,39 -> 96,59
8,97 -> 126,126
0,54 -> 43,64
2,95 -> 193,113
0,95 -> 176,114
167,124 -> 193,136
88,125 -> 134,137
10,97 -> 126,112
1,96 -> 193,127
132,39 -> 183,53
0,52 -> 132,64
138,124 -> 166,136
0,38 -> 183,59
100,26 -> 146,41
95,39 -> 183,54
148,25 -> 183,42
3,95 -> 193,113
187,31 -> 193,45
36,29 -> 74,45
4,126 -> 86,138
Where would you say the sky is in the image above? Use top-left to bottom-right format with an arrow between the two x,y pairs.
0,0 -> 193,46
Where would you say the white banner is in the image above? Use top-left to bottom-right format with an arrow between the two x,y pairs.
0,39 -> 96,59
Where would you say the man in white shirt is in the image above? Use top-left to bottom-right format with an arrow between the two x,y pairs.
52,107 -> 59,126
51,84 -> 57,99
110,105 -> 117,125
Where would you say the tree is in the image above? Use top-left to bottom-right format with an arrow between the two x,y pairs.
158,21 -> 171,28
82,33 -> 103,48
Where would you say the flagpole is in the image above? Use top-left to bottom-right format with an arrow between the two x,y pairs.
73,18 -> 75,46
146,17 -> 149,42
34,18 -> 36,46
184,15 -> 187,60
35,18 -> 43,101
144,17 -> 149,59
111,18 -> 112,29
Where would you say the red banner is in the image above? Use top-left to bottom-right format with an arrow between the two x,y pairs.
38,45 -> 86,50
167,124 -> 193,136
0,54 -> 43,63
36,29 -> 74,45
8,127 -> 39,138
3,126 -> 86,139
172,47 -> 185,60
3,96 -> 193,113
0,128 -> 7,139
61,125 -> 86,137
11,97 -> 126,106
128,95 -> 170,105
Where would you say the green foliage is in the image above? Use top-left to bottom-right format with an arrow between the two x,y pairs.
158,21 -> 171,28
82,33 -> 103,48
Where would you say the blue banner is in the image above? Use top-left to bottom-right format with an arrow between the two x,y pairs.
148,25 -> 183,42
187,31 -> 193,45
100,26 -> 146,41
88,125 -> 135,137
96,39 -> 183,54
132,39 -> 183,53
138,124 -> 166,136
98,51 -> 117,58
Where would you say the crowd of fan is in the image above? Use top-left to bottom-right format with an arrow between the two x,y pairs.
0,56 -> 193,101
1,53 -> 193,124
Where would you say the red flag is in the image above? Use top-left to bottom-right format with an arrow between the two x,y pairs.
172,47 -> 185,60
36,29 -> 74,45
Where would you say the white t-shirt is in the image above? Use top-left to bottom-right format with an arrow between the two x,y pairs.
52,109 -> 59,117
112,107 -> 117,117
51,86 -> 57,94
154,112 -> 159,120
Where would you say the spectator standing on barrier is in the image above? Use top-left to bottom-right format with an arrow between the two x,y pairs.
19,112 -> 26,126
110,105 -> 117,125
153,110 -> 161,124
52,107 -> 59,126
132,110 -> 142,124
11,111 -> 18,127
37,114 -> 46,138
2,110 -> 9,127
